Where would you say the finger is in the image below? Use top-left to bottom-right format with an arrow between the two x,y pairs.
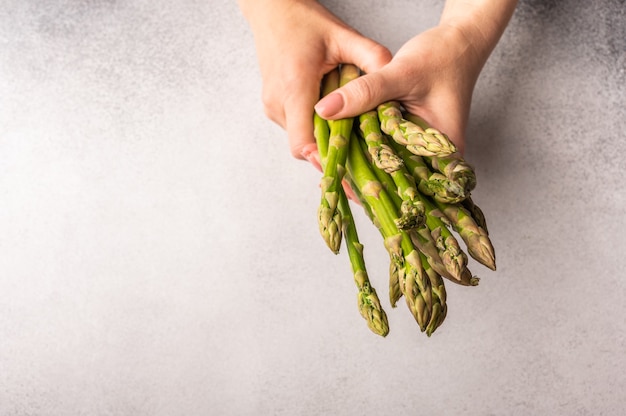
314,67 -> 401,120
334,30 -> 392,74
341,179 -> 360,204
301,143 -> 322,172
283,81 -> 320,160
312,29 -> 394,120
261,85 -> 286,129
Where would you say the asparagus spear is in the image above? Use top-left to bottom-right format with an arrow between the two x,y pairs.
402,112 -> 477,199
378,101 -> 457,157
341,166 -> 404,308
421,253 -> 447,336
358,111 -> 425,231
317,65 -> 360,253
345,131 -> 433,331
356,129 -> 463,286
352,137 -> 423,308
358,110 -> 403,172
314,100 -> 390,336
310,67 -> 496,337
423,153 -> 477,200
339,194 -> 390,336
349,136 -> 405,307
408,226 -> 455,281
434,199 -> 496,271
314,68 -> 339,159
357,137 -> 404,211
422,198 -> 468,282
389,140 -> 468,204
462,196 -> 489,235
320,67 -> 340,101
401,111 -> 493,269
384,234 -> 404,308
362,142 -> 468,282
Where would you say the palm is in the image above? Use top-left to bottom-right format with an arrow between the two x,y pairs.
386,26 -> 483,152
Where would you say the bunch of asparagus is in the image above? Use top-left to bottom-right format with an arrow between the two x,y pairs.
314,64 -> 496,337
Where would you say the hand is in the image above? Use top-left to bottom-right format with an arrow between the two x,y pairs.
238,0 -> 392,159
315,24 -> 484,155
315,0 -> 519,155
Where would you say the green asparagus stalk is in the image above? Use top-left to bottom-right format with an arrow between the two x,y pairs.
378,101 -> 457,157
423,153 -> 477,199
341,157 -> 404,308
358,137 -> 404,211
384,234 -> 403,308
317,65 -> 360,253
362,141 -> 468,282
409,226 -> 454,281
351,136 -> 405,307
353,137 -> 423,308
348,146 -> 403,307
314,68 -> 339,159
462,196 -> 489,235
310,67 -> 496,337
339,194 -> 390,336
434,199 -> 496,271
345,131 -> 433,331
356,129 -> 461,285
321,67 -> 340,100
401,111 -> 492,269
422,198 -> 468,282
314,101 -> 390,336
389,140 -> 468,204
421,253 -> 447,336
412,225 -> 479,288
402,112 -> 477,199
358,111 -> 425,231
358,110 -> 404,172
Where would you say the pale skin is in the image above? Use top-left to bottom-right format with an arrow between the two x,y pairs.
238,0 -> 518,162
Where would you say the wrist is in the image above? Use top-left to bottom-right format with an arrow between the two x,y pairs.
438,18 -> 494,68
238,0 -> 317,18
439,0 -> 518,64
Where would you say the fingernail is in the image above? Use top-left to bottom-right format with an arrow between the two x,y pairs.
300,143 -> 316,160
301,146 -> 322,172
315,92 -> 344,117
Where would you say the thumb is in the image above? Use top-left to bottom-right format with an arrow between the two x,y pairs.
314,68 -> 399,120
314,29 -> 394,120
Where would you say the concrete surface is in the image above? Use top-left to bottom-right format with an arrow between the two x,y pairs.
1,0 -> 624,415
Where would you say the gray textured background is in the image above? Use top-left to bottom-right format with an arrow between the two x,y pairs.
1,0 -> 625,415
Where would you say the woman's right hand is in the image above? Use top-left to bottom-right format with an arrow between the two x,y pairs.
238,0 -> 392,160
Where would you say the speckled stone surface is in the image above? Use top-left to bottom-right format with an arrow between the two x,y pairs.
1,1 -> 624,414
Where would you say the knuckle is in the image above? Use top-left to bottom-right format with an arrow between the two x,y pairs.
369,43 -> 392,66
